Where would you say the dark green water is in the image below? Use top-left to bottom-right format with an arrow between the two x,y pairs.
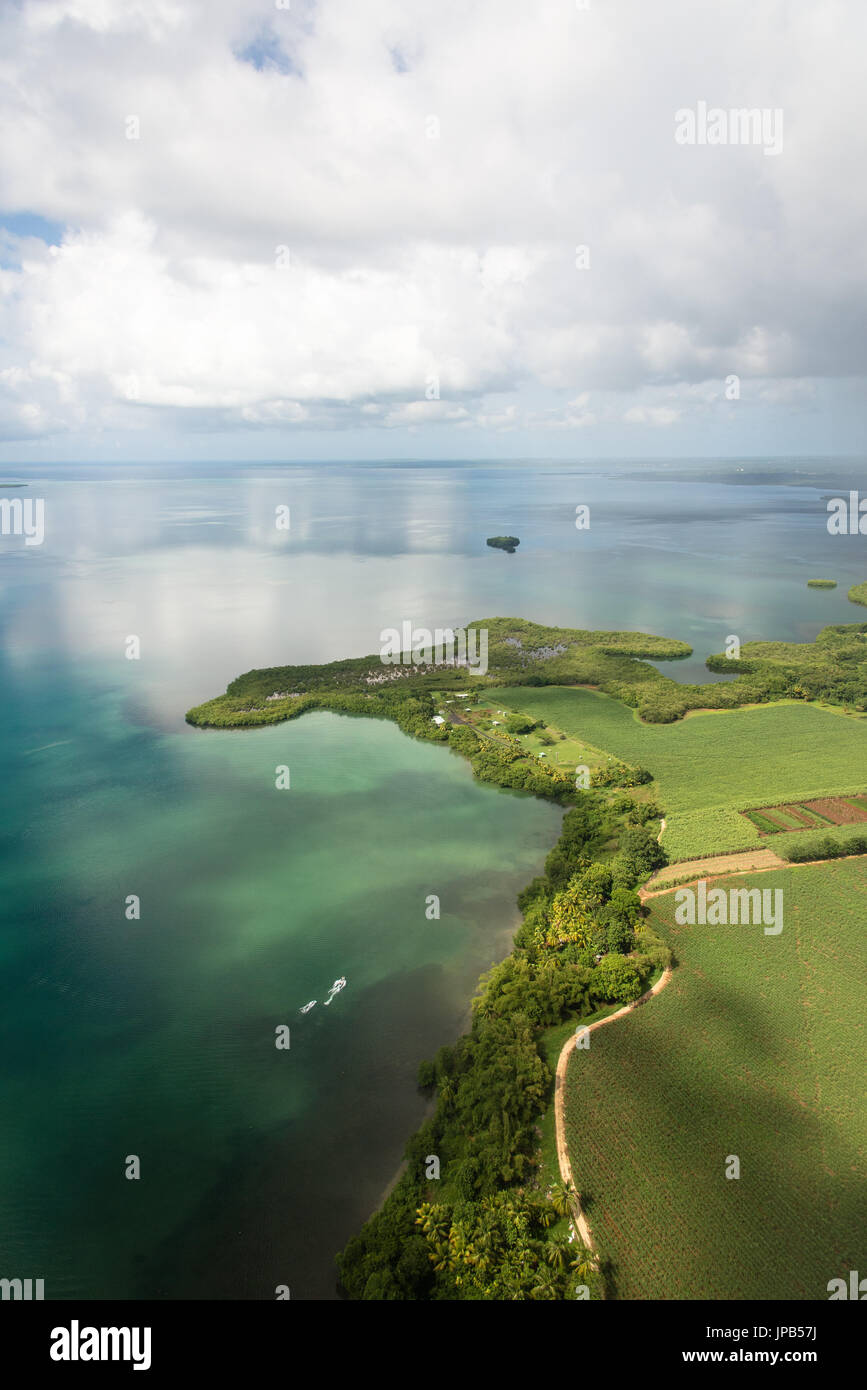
1,456 -> 864,1297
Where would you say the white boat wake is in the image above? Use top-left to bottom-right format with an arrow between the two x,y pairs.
299,978 -> 347,1013
323,976 -> 347,1006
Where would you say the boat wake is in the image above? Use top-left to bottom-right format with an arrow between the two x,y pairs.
323,976 -> 347,1007
300,977 -> 347,1013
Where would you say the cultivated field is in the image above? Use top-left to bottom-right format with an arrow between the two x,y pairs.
744,794 -> 867,835
489,688 -> 867,860
560,858 -> 867,1299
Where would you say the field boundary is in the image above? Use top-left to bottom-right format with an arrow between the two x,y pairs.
640,849 -> 867,899
740,793 -> 867,837
554,967 -> 672,1266
641,847 -> 786,895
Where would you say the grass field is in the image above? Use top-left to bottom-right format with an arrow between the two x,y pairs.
560,858 -> 867,1299
489,688 -> 867,860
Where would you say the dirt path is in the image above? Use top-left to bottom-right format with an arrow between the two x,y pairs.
553,967 -> 672,1254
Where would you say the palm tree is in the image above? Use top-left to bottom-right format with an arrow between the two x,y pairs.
535,1204 -> 556,1229
569,1243 -> 599,1284
529,1269 -> 559,1300
544,1233 -> 574,1272
431,1240 -> 455,1274
549,1180 -> 575,1218
415,1203 -> 450,1244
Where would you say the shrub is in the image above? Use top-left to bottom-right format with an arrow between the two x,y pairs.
781,830 -> 867,863
592,955 -> 643,1003
635,922 -> 673,973
604,917 -> 635,954
506,714 -> 538,734
599,887 -> 642,952
591,758 -> 651,789
447,724 -> 480,755
613,825 -> 668,886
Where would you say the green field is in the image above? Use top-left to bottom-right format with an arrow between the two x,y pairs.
489,688 -> 867,860
560,858 -> 867,1299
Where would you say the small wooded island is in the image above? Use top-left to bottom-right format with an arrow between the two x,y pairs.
486,535 -> 520,552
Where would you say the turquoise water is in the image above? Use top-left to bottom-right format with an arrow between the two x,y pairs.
0,456 -> 864,1298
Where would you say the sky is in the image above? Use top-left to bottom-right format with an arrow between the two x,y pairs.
0,0 -> 864,464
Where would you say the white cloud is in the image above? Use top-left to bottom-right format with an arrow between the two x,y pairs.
624,405 -> 682,428
0,0 -> 864,443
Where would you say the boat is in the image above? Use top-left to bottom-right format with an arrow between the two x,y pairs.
299,1000 -> 317,1014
